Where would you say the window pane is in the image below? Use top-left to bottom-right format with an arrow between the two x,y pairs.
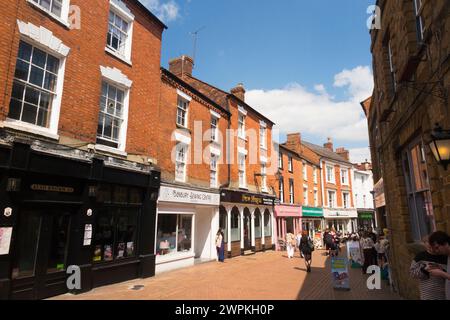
11,82 -> 25,100
21,103 -> 38,124
18,41 -> 32,61
51,0 -> 62,17
231,212 -> 240,241
178,215 -> 192,252
37,106 -> 50,127
25,86 -> 40,105
46,55 -> 59,74
156,215 -> 178,255
93,210 -> 114,262
41,0 -> 51,11
29,66 -> 44,87
8,98 -> 22,120
14,60 -> 29,81
44,72 -> 57,91
47,214 -> 71,273
115,209 -> 138,259
113,185 -> 128,203
32,47 -> 46,68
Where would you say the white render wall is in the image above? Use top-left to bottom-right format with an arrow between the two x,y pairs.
353,169 -> 374,209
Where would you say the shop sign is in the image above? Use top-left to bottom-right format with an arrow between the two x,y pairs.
159,186 -> 220,206
324,209 -> 358,218
31,184 -> 75,193
220,190 -> 275,206
358,211 -> 374,220
302,206 -> 323,218
374,178 -> 386,208
275,205 -> 302,217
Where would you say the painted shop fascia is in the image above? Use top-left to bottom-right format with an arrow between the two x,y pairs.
155,184 -> 220,274
0,135 -> 160,300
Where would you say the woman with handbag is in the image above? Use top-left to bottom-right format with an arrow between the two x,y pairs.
300,230 -> 314,272
286,231 -> 296,259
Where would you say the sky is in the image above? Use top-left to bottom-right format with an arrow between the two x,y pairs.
141,0 -> 376,163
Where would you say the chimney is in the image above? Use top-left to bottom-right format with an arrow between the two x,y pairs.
231,83 -> 246,101
169,55 -> 194,78
324,137 -> 333,151
336,147 -> 350,161
286,133 -> 302,153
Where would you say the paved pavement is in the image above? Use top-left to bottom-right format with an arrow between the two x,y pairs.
52,248 -> 402,300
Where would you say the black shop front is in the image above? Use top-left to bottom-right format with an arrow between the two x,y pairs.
0,140 -> 160,299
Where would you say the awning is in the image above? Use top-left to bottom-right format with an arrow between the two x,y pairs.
302,206 -> 324,218
274,205 -> 302,217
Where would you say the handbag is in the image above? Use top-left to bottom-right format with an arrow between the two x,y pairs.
308,239 -> 315,251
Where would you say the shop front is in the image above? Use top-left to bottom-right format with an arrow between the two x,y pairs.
155,185 -> 220,274
357,210 -> 376,231
0,140 -> 160,300
274,205 -> 302,250
219,189 -> 276,257
323,209 -> 358,234
302,207 -> 324,247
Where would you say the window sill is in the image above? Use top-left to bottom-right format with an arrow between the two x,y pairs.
260,146 -> 268,151
92,144 -> 127,157
238,135 -> 247,142
156,252 -> 195,264
176,123 -> 191,132
26,0 -> 71,29
239,186 -> 248,190
1,119 -> 59,140
105,47 -> 132,66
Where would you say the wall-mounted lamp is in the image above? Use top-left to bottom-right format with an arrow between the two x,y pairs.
429,124 -> 450,170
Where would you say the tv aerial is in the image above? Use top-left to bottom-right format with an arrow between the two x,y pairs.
190,26 -> 206,62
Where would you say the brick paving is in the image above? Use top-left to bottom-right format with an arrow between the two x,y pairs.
51,248 -> 402,300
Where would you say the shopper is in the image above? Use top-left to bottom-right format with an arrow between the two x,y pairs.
286,231 -> 296,259
374,235 -> 389,267
299,230 -> 314,272
410,234 -> 448,300
215,229 -> 225,262
428,231 -> 450,300
360,232 -> 375,273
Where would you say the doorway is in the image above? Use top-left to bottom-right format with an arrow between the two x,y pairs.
243,209 -> 252,250
11,205 -> 76,300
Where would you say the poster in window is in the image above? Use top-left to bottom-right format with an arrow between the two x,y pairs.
93,245 -> 102,262
126,242 -> 134,256
117,242 -> 125,258
0,227 -> 13,255
103,245 -> 113,261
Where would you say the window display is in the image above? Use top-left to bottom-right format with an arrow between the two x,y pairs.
156,214 -> 193,256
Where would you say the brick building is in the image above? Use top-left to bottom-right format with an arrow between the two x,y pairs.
0,0 -> 165,299
154,67 -> 230,273
273,133 -> 324,248
166,56 -> 277,258
366,0 -> 449,299
302,139 -> 357,233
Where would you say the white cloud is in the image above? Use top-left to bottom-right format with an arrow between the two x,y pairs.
349,147 -> 372,164
140,0 -> 180,22
246,66 -> 374,143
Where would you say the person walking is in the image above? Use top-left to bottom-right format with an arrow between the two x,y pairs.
410,234 -> 448,300
374,235 -> 389,267
299,230 -> 314,272
360,231 -> 375,273
286,231 -> 296,259
215,229 -> 225,263
428,231 -> 450,300
296,231 -> 303,258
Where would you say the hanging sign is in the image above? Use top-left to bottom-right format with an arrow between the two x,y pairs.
331,257 -> 350,290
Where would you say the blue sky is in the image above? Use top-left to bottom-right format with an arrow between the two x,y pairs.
142,0 -> 376,163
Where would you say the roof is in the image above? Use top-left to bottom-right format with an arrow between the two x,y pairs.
133,0 -> 168,29
301,141 -> 352,165
161,68 -> 230,117
183,75 -> 275,125
279,143 -> 320,166
360,96 -> 372,118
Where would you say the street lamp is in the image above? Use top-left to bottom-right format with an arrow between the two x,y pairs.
429,124 -> 450,170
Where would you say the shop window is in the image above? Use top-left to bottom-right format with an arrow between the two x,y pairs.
264,211 -> 272,237
92,207 -> 138,262
219,210 -> 228,243
402,140 -> 435,241
156,214 -> 193,256
231,210 -> 240,241
254,212 -> 262,238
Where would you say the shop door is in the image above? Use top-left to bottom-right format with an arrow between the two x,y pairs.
11,206 -> 75,300
243,213 -> 252,250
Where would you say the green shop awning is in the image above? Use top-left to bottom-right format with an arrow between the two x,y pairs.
358,211 -> 374,220
302,206 -> 323,218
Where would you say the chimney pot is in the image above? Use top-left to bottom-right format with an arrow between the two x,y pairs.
231,83 -> 246,101
169,55 -> 194,78
324,137 -> 334,151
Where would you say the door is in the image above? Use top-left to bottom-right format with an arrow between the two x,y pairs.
11,206 -> 75,300
243,212 -> 252,250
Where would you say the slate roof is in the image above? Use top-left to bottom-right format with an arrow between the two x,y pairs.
301,141 -> 352,164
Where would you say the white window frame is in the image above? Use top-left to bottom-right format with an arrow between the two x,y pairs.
388,40 -> 397,93
210,114 -> 219,143
341,169 -> 349,185
210,153 -> 218,188
97,66 -> 132,153
279,177 -> 284,203
288,156 -> 293,172
328,190 -> 336,208
176,96 -> 189,128
106,0 -> 135,65
363,195 -> 367,208
259,124 -> 267,149
289,179 -> 294,204
314,189 -> 318,207
342,192 -> 350,209
4,21 -> 71,140
238,109 -> 246,140
238,153 -> 247,188
261,163 -> 267,192
303,186 -> 308,206
278,152 -> 283,169
313,167 -> 318,184
175,143 -> 188,183
27,0 -> 71,28
326,165 -> 335,184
